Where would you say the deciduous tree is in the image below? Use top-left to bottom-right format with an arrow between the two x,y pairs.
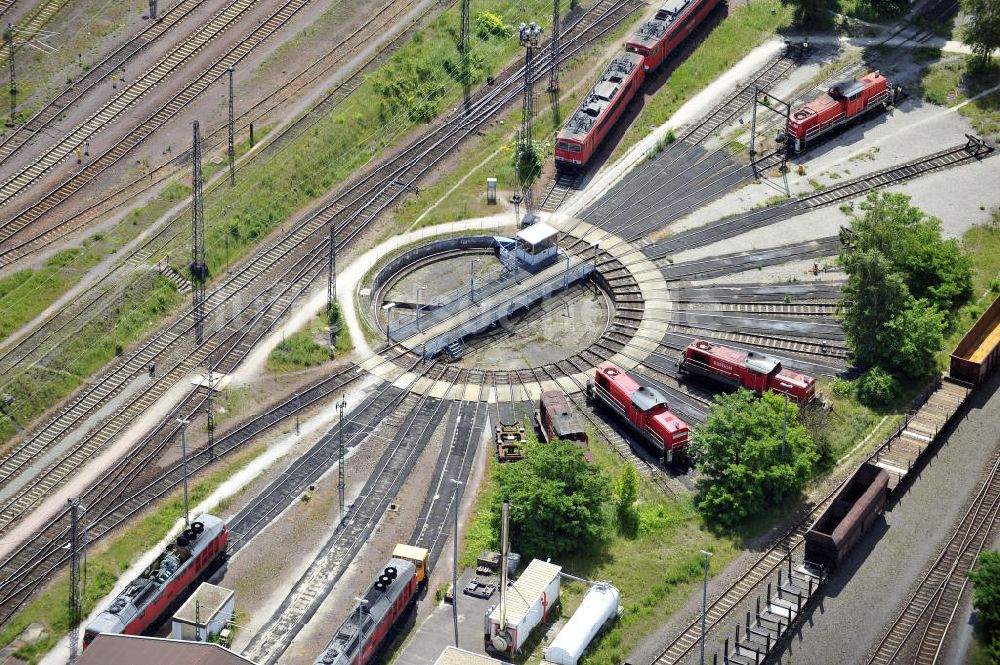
962,0 -> 1000,64
489,439 -> 612,558
689,390 -> 819,528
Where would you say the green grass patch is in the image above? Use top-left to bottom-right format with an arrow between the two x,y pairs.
0,444 -> 263,663
267,305 -> 353,372
0,276 -> 183,450
610,0 -> 794,161
834,0 -> 907,23
920,57 -> 1000,140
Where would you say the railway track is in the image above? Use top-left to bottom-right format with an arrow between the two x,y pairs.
0,0 -> 310,224
0,0 -> 641,548
0,0 -> 70,69
863,443 -> 1000,665
0,0 -> 204,166
242,363 -> 457,665
649,388 -> 969,665
643,136 -> 995,262
0,363 -> 367,624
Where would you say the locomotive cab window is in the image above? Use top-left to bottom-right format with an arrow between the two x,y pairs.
557,141 -> 582,152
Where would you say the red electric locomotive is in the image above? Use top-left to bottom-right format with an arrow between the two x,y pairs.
587,364 -> 689,462
84,514 -> 228,648
679,339 -> 816,403
625,0 -> 723,72
555,52 -> 645,168
785,71 -> 897,153
555,0 -> 720,169
313,544 -> 429,665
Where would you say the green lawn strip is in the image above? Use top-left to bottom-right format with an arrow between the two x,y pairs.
196,0 -> 564,278
0,276 -> 184,451
0,182 -> 190,345
266,306 -> 353,372
0,444 -> 264,663
610,0 -> 794,162
920,57 -> 1000,141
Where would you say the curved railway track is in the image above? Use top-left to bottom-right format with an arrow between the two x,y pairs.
864,443 -> 1000,665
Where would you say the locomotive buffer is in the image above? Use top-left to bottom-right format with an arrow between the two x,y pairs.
391,223 -> 594,358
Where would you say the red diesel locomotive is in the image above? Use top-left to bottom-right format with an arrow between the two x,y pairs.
587,364 -> 689,462
84,514 -> 228,648
785,71 -> 897,153
678,339 -> 816,403
555,0 -> 721,168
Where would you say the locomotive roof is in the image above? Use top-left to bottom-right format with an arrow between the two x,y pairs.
87,515 -> 225,635
314,558 -> 416,665
631,385 -> 669,411
627,0 -> 694,48
691,340 -> 781,374
745,351 -> 781,375
559,52 -> 643,140
829,79 -> 866,99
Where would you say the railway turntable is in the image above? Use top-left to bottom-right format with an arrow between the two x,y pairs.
388,224 -> 596,359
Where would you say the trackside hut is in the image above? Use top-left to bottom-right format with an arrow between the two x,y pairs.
485,559 -> 561,656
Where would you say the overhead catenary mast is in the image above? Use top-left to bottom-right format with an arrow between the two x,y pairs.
191,121 -> 208,347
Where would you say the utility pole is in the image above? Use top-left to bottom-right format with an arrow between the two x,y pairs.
549,0 -> 560,93
449,479 -> 463,647
460,0 -> 471,114
178,418 -> 191,527
337,396 -> 347,521
699,549 -> 713,665
190,121 -> 208,347
6,24 -> 15,125
148,0 -> 157,20
227,67 -> 235,187
67,498 -> 86,664
205,363 -> 216,460
518,22 -> 541,225
327,221 -> 337,357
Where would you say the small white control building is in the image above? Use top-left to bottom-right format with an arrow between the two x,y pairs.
486,559 -> 561,656
544,582 -> 621,665
171,582 -> 235,642
515,222 -> 559,267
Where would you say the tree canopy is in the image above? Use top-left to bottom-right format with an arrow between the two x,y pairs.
489,439 -> 612,558
840,193 -> 969,389
968,550 -> 1000,659
689,389 -> 819,528
962,0 -> 1000,64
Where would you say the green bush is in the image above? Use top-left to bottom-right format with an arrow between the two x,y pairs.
475,11 -> 513,40
830,376 -> 855,397
267,333 -> 330,371
855,367 -> 898,407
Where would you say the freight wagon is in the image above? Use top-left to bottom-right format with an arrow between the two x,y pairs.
804,463 -> 888,570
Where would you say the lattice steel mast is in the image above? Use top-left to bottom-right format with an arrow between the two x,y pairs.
549,0 -> 560,92
227,67 -> 235,186
518,21 -> 541,224
327,221 -> 337,356
191,121 -> 208,347
460,0 -> 471,114
67,498 -> 86,664
6,24 -> 15,125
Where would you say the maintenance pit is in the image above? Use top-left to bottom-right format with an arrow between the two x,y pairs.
368,226 -> 604,364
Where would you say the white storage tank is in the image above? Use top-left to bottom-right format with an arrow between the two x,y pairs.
544,583 -> 621,665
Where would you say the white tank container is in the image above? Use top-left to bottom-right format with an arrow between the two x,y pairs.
544,583 -> 620,665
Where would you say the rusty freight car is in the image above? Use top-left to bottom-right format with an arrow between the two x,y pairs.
805,463 -> 888,570
950,294 -> 1000,385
